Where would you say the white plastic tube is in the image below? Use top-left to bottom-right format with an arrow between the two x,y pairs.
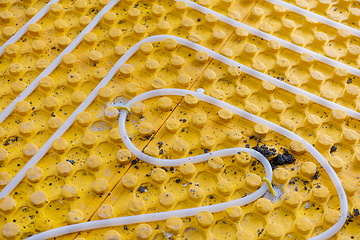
177,0 -> 360,78
27,88 -> 347,240
0,0 -> 122,124
117,89 -> 347,240
27,148 -> 272,239
265,0 -> 360,38
0,36 -> 347,240
0,0 -> 60,56
27,147 -> 269,238
0,36 -> 173,201
0,35 -> 355,200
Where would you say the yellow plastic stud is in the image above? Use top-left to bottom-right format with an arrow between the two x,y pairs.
136,224 -> 152,239
58,36 -> 71,48
66,209 -> 84,225
129,198 -> 144,213
164,38 -> 177,51
255,198 -> 273,214
30,191 -> 48,207
0,197 -> 16,213
151,168 -> 166,183
82,133 -> 97,148
26,167 -> 43,183
57,161 -> 73,176
170,56 -> 184,69
62,53 -> 76,67
212,30 -> 225,42
180,163 -> 195,177
0,172 -> 12,187
312,185 -> 329,201
104,230 -> 121,240
295,217 -> 313,233
197,211 -> 213,228
128,8 -> 140,20
76,112 -> 91,127
5,44 -> 19,57
172,139 -> 187,154
201,70 -> 216,84
19,122 -> 34,136
159,192 -> 175,207
87,155 -> 102,170
9,63 -> 22,76
79,16 -> 91,28
54,19 -> 67,32
62,184 -> 78,199
166,217 -> 183,234
116,149 -> 132,164
52,138 -> 68,153
25,7 -> 38,18
226,206 -> 243,220
23,143 -> 39,157
236,230 -> 253,240
91,178 -> 108,194
97,204 -> 114,219
217,179 -> 233,195
177,74 -> 191,85
246,173 -> 261,189
0,149 -> 7,164
1,222 -> 20,238
284,192 -> 301,208
300,162 -> 317,178
208,157 -> 224,172
273,168 -> 289,184
122,173 -> 137,190
200,134 -> 215,149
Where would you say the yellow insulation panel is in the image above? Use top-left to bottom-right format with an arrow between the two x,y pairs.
0,0 -> 359,239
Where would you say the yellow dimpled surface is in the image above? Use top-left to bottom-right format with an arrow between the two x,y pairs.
0,0 -> 359,239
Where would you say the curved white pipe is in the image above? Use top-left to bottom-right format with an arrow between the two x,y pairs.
265,0 -> 360,38
27,88 -> 347,240
0,0 -> 60,56
0,35 -> 355,200
27,148 -> 272,239
0,36 -> 347,240
0,0 -> 122,124
2,0 -> 360,130
118,89 -> 347,240
177,0 -> 360,78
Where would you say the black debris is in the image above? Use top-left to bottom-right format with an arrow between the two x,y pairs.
66,159 -> 75,164
330,146 -> 337,154
138,186 -> 145,193
312,171 -> 320,180
271,149 -> 295,167
354,208 -> 359,217
252,142 -> 277,158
